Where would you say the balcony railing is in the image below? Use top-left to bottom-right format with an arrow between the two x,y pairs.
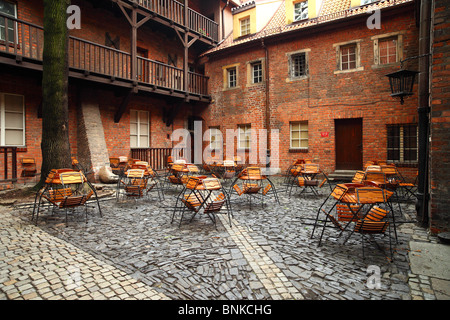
134,0 -> 219,42
0,13 -> 210,97
131,147 -> 185,170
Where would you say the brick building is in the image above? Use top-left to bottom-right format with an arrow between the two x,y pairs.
0,0 -> 448,233
0,0 -> 237,185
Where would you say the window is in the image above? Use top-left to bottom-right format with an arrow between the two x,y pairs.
240,17 -> 250,37
0,0 -> 17,42
228,67 -> 237,88
362,0 -> 378,5
209,127 -> 222,150
290,122 -> 308,149
294,1 -> 308,21
340,45 -> 356,70
0,93 -> 25,146
334,40 -> 362,73
387,124 -> 418,163
290,52 -> 307,78
130,110 -> 149,148
252,61 -> 263,84
379,37 -> 398,64
238,124 -> 251,149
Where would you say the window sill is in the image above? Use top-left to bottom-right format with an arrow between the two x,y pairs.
371,62 -> 400,69
289,148 -> 308,153
286,75 -> 309,83
334,67 -> 364,75
388,161 -> 418,168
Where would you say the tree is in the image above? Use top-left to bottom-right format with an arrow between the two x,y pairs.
37,0 -> 72,188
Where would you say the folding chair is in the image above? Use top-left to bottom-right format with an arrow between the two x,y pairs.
231,167 -> 266,208
311,183 -> 362,246
197,178 -> 232,228
33,170 -> 101,226
171,176 -> 204,227
118,169 -> 149,201
288,163 -> 321,196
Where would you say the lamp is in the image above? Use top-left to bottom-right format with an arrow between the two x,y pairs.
385,68 -> 419,105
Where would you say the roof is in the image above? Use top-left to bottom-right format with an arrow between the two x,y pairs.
203,0 -> 414,56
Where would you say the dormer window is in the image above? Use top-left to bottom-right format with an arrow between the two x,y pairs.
361,0 -> 377,5
240,16 -> 251,37
294,1 -> 308,22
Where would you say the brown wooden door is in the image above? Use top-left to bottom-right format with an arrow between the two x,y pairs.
335,118 -> 363,170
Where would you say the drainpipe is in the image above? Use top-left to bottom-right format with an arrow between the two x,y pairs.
221,1 -> 230,41
262,39 -> 270,168
416,0 -> 432,227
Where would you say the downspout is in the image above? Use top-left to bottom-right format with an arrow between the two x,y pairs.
416,0 -> 432,227
221,1 -> 230,41
262,39 -> 270,168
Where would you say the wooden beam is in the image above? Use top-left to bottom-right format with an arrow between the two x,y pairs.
114,90 -> 133,123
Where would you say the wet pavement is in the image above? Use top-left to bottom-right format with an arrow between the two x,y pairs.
0,177 -> 448,302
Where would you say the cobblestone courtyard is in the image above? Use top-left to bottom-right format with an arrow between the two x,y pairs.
0,177 -> 437,301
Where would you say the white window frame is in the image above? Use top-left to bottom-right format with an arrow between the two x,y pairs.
238,124 -> 251,150
0,0 -> 17,43
372,32 -> 404,67
252,61 -> 263,84
294,1 -> 308,22
228,67 -> 237,88
0,93 -> 25,147
240,16 -> 251,37
290,121 -> 308,150
130,110 -> 149,149
333,40 -> 364,74
209,126 -> 222,150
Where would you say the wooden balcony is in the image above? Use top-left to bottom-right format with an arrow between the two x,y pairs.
132,0 -> 219,42
0,13 -> 211,102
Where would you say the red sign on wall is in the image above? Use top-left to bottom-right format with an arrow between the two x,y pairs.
321,132 -> 329,137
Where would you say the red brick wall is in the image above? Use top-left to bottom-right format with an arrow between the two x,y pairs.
429,0 -> 450,234
204,7 -> 419,180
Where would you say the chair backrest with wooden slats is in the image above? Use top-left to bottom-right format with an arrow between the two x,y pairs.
127,169 -> 145,179
352,171 -> 365,184
203,178 -> 222,190
366,165 -> 381,172
354,220 -> 389,234
60,171 -> 86,185
303,163 -> 319,173
364,171 -> 387,184
364,206 -> 388,221
187,164 -> 200,173
246,167 -> 262,179
336,204 -> 361,222
21,157 -> 37,176
185,176 -> 201,190
356,187 -> 386,204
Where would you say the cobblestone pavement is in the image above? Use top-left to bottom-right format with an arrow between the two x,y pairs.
0,177 -> 442,300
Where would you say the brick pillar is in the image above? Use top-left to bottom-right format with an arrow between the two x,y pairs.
77,89 -> 110,182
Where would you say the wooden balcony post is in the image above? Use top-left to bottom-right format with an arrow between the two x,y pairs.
131,8 -> 138,85
184,0 -> 189,100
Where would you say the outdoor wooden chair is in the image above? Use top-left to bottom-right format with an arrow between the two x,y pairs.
118,169 -> 149,200
288,163 -> 321,196
352,171 -> 365,184
198,178 -> 232,228
33,170 -> 101,226
21,157 -> 38,179
346,218 -> 392,261
171,176 -> 204,227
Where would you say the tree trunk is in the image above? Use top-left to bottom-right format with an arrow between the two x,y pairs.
37,0 -> 72,188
